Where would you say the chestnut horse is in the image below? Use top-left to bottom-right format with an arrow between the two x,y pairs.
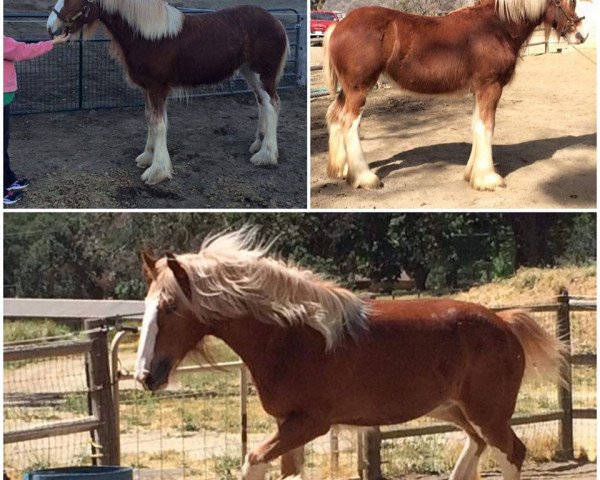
135,228 -> 566,480
323,0 -> 587,191
47,0 -> 289,184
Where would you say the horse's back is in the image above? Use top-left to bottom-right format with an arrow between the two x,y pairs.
328,4 -> 517,94
172,6 -> 287,86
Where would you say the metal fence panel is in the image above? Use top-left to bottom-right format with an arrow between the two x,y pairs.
5,9 -> 305,115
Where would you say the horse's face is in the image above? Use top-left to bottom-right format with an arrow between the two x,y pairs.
135,252 -> 209,392
47,0 -> 99,37
544,0 -> 588,44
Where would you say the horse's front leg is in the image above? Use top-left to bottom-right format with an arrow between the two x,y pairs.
136,92 -> 154,168
342,89 -> 382,190
140,88 -> 173,185
242,414 -> 329,480
465,83 -> 506,191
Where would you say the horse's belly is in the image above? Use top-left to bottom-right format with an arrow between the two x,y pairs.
386,56 -> 471,95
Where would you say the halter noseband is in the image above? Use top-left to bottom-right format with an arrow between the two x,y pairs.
554,0 -> 585,34
52,0 -> 96,29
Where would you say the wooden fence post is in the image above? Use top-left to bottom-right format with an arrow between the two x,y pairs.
85,318 -> 119,465
556,289 -> 574,460
330,428 -> 339,478
364,427 -> 382,480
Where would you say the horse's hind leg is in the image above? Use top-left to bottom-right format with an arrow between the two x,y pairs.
428,403 -> 486,479
240,65 -> 279,166
136,92 -> 154,168
326,91 -> 348,179
465,83 -> 506,191
140,87 -> 173,185
341,87 -> 382,189
239,65 -> 267,155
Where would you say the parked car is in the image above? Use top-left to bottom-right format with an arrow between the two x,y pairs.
310,11 -> 339,39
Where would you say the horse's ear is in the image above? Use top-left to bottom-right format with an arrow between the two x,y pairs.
165,251 -> 192,300
142,251 -> 157,284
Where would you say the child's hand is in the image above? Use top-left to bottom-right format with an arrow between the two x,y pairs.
52,33 -> 72,45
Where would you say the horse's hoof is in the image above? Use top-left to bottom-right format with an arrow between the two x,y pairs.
136,151 -> 153,168
471,172 -> 506,191
250,150 -> 278,166
249,139 -> 262,154
141,166 -> 172,185
350,171 -> 383,190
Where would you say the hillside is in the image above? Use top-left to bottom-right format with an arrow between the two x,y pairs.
452,265 -> 596,307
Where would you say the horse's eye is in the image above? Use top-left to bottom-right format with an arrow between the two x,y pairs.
164,301 -> 177,315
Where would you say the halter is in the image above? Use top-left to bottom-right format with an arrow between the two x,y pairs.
52,0 -> 96,30
554,0 -> 585,34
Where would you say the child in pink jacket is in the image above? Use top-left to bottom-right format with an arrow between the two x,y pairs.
4,34 -> 69,205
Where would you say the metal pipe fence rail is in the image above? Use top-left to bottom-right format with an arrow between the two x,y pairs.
5,9 -> 306,115
3,293 -> 596,479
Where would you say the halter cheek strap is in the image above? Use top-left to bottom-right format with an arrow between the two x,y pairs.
53,0 -> 96,28
554,0 -> 585,35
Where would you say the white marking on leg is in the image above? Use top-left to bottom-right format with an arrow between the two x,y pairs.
327,121 -> 347,178
249,100 -> 266,154
491,447 -> 520,480
449,434 -> 480,480
136,108 -> 155,168
471,424 -> 519,480
239,65 -> 268,155
468,105 -> 505,191
250,89 -> 279,166
47,0 -> 64,33
241,455 -> 269,480
134,297 -> 159,385
142,112 -> 173,184
343,113 -> 381,189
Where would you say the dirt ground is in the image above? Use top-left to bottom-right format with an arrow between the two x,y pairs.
310,47 -> 596,209
8,89 -> 307,208
404,461 -> 597,479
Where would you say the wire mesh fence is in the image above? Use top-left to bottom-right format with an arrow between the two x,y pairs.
3,350 -> 94,478
4,9 -> 305,115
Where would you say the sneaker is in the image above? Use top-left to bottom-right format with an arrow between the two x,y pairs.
3,191 -> 23,205
6,178 -> 30,191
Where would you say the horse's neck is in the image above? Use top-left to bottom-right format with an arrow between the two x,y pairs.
506,18 -> 543,48
97,9 -> 138,47
212,317 -> 326,395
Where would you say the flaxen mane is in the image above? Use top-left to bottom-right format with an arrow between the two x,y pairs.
495,0 -> 546,22
155,228 -> 370,350
100,0 -> 183,40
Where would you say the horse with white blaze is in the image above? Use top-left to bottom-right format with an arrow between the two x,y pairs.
134,227 -> 566,480
47,0 -> 289,184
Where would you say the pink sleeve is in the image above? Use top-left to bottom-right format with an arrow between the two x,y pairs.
4,36 -> 54,62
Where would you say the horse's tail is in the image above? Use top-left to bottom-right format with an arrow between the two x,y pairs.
275,33 -> 290,86
323,24 -> 338,94
498,309 -> 568,385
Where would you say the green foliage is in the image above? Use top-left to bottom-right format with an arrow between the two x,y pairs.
213,455 -> 240,480
4,213 -> 594,300
382,436 -> 456,475
61,393 -> 88,416
4,319 -> 73,343
560,214 -> 596,265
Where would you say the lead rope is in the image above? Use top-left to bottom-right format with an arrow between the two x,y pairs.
569,44 -> 597,65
